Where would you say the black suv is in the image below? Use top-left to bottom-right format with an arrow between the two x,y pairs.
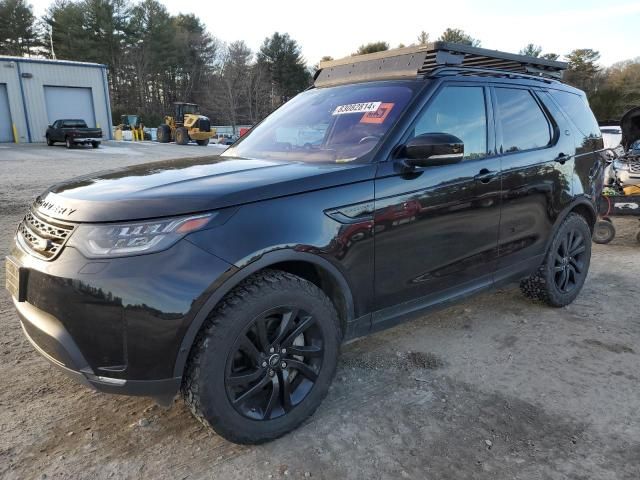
6,43 -> 604,444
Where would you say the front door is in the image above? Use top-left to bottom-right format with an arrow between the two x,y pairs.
373,83 -> 502,325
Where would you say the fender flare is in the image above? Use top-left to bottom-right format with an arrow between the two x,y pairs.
172,250 -> 356,378
544,196 -> 597,252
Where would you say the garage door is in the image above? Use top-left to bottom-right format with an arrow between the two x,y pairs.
0,84 -> 13,143
44,86 -> 96,127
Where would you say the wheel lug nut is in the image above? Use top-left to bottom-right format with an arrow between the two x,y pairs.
281,362 -> 287,368
269,347 -> 275,353
281,348 -> 287,354
262,361 -> 267,368
269,369 -> 275,377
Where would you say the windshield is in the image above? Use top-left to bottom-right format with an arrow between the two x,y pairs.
223,82 -> 417,163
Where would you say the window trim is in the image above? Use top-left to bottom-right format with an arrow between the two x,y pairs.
490,85 -> 557,156
396,81 -> 492,163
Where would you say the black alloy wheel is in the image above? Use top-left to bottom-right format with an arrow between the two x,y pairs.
225,306 -> 324,421
553,227 -> 587,294
182,270 -> 340,444
520,213 -> 592,307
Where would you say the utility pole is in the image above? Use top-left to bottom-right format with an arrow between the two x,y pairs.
49,26 -> 56,60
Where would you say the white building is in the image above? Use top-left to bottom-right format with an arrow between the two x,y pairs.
0,56 -> 113,143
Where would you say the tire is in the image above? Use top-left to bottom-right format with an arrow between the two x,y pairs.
593,220 -> 616,244
157,124 -> 171,143
175,127 -> 189,145
182,269 -> 340,444
65,137 -> 73,149
520,213 -> 592,307
91,141 -> 100,149
196,138 -> 209,146
46,136 -> 54,146
635,230 -> 640,245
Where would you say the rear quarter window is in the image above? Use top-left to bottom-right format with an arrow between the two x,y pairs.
549,90 -> 601,139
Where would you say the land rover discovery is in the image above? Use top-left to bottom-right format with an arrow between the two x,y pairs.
6,43 -> 605,444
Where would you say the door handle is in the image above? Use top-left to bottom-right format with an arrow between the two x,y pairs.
474,168 -> 497,183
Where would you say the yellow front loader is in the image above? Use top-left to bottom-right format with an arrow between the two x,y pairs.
157,102 -> 215,146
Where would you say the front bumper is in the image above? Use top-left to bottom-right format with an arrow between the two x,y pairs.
7,237 -> 234,400
15,298 -> 181,400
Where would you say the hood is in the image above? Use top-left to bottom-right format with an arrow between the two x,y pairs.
621,106 -> 640,151
35,155 -> 373,222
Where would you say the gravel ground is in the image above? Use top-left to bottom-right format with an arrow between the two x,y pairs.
1,143 -> 639,480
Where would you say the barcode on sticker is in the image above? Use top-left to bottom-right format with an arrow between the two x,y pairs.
333,102 -> 381,115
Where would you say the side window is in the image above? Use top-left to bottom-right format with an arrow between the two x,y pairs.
52,121 -> 59,128
495,88 -> 551,153
411,86 -> 487,160
549,90 -> 601,139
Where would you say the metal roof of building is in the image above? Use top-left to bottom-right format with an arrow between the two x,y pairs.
0,55 -> 106,69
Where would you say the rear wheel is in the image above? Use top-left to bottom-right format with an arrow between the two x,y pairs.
196,138 -> 209,146
593,220 -> 616,244
157,124 -> 171,143
182,270 -> 340,444
175,127 -> 189,145
520,213 -> 592,307
91,141 -> 100,149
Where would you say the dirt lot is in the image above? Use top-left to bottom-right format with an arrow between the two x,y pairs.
1,143 -> 639,480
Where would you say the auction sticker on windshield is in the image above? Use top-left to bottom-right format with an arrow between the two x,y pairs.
361,103 -> 394,124
333,102 -> 381,115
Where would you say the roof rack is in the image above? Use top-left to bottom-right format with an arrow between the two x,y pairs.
315,42 -> 568,87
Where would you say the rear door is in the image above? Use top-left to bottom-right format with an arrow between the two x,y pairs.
373,82 -> 502,324
491,85 -> 575,281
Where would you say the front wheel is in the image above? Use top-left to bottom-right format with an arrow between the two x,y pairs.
46,136 -> 54,146
196,138 -> 209,146
182,270 -> 340,444
175,127 -> 189,145
520,213 -> 592,307
65,137 -> 73,149
91,141 -> 100,149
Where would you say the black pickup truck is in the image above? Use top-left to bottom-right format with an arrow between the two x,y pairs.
46,119 -> 102,149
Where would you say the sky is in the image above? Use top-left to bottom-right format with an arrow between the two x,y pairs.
30,0 -> 640,67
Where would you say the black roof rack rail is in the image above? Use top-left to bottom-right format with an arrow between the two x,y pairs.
315,42 -> 568,87
429,66 -> 557,84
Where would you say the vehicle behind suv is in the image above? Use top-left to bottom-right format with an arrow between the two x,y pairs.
6,43 -> 605,444
46,119 -> 102,149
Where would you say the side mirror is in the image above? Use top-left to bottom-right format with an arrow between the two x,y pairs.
403,133 -> 464,167
47,124 -> 52,128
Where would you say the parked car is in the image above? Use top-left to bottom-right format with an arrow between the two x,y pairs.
7,43 -> 605,444
46,119 -> 102,149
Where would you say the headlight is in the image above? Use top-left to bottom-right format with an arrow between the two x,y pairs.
67,213 -> 215,258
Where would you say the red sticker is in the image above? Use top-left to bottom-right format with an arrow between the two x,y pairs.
360,103 -> 394,124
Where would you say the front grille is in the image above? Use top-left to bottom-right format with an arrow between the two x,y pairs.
198,118 -> 211,132
16,210 -> 75,260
